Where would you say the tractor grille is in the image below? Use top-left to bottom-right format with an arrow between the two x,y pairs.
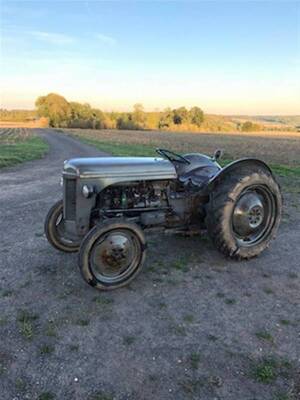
64,178 -> 76,220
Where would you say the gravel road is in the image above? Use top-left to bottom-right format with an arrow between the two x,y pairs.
0,129 -> 299,400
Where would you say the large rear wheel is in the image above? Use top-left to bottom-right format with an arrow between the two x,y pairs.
206,166 -> 282,259
79,220 -> 146,290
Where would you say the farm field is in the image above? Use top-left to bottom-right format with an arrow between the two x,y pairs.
0,119 -> 47,128
65,128 -> 300,179
0,129 -> 299,400
0,128 -> 48,168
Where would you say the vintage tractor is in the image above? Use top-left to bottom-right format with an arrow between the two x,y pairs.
45,149 -> 282,290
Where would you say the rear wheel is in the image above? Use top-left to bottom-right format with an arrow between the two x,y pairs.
206,166 -> 282,259
44,200 -> 81,253
79,220 -> 146,290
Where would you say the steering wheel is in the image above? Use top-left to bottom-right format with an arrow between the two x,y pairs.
156,148 -> 190,164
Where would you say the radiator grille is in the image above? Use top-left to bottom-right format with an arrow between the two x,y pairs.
64,178 -> 76,219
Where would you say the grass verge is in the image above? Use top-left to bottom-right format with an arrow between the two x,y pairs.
0,136 -> 49,168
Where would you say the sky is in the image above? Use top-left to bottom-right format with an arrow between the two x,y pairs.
0,0 -> 299,114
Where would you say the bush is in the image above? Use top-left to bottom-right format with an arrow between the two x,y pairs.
241,121 -> 261,132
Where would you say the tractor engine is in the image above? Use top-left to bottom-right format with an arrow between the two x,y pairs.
99,181 -> 169,211
97,181 -> 201,228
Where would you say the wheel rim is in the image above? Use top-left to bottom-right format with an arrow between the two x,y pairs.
232,185 -> 277,246
89,229 -> 142,284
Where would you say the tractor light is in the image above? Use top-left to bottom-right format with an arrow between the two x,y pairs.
82,184 -> 94,198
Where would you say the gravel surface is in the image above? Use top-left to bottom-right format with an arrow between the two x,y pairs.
0,129 -> 299,400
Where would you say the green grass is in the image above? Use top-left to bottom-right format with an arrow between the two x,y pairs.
88,392 -> 114,400
279,318 -> 297,327
75,318 -> 90,326
271,164 -> 300,178
263,287 -> 274,295
183,314 -> 195,323
0,136 -> 49,168
17,309 -> 39,340
251,357 -> 293,384
274,392 -> 293,400
224,298 -> 236,305
44,321 -> 58,337
77,136 -> 156,157
40,344 -> 55,355
190,352 -> 201,370
71,134 -> 300,178
38,392 -> 55,400
171,258 -> 189,272
252,359 -> 277,383
93,296 -> 114,305
15,378 -> 27,392
255,330 -> 274,343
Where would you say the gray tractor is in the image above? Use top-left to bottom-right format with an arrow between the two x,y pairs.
45,149 -> 282,290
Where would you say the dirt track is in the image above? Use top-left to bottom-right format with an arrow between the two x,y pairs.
0,129 -> 299,400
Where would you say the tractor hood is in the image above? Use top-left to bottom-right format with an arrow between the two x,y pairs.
63,157 -> 177,180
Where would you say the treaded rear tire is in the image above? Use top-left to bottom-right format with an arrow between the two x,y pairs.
206,166 -> 282,260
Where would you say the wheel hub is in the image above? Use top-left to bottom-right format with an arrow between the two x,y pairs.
92,232 -> 136,277
248,204 -> 264,228
233,192 -> 265,237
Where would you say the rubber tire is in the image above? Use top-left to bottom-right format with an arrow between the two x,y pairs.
206,166 -> 282,260
44,200 -> 80,253
79,220 -> 146,291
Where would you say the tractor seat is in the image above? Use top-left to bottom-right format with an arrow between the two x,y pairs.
179,165 -> 220,189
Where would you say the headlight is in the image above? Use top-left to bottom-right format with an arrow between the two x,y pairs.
60,177 -> 63,187
82,184 -> 94,198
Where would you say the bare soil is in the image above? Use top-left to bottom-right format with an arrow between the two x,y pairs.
0,129 -> 299,400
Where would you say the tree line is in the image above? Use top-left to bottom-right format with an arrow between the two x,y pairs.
0,93 -> 266,132
34,93 -> 205,131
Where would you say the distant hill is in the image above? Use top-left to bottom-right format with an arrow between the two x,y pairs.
229,115 -> 300,129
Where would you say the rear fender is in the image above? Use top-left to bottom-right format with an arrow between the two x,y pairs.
208,158 -> 275,191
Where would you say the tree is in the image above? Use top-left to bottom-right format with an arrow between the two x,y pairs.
132,103 -> 146,128
158,108 -> 173,128
35,93 -> 71,127
173,107 -> 188,125
189,106 -> 204,127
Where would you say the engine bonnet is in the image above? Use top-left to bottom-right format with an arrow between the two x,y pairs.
63,157 -> 177,180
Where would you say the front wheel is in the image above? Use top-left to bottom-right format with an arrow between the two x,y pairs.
79,220 -> 146,290
44,200 -> 81,253
206,166 -> 282,259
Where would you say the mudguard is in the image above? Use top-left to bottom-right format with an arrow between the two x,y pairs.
208,158 -> 274,191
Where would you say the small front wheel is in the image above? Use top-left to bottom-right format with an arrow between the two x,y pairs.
44,200 -> 81,253
79,220 -> 146,290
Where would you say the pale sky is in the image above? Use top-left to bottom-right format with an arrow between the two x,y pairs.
0,0 -> 299,114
